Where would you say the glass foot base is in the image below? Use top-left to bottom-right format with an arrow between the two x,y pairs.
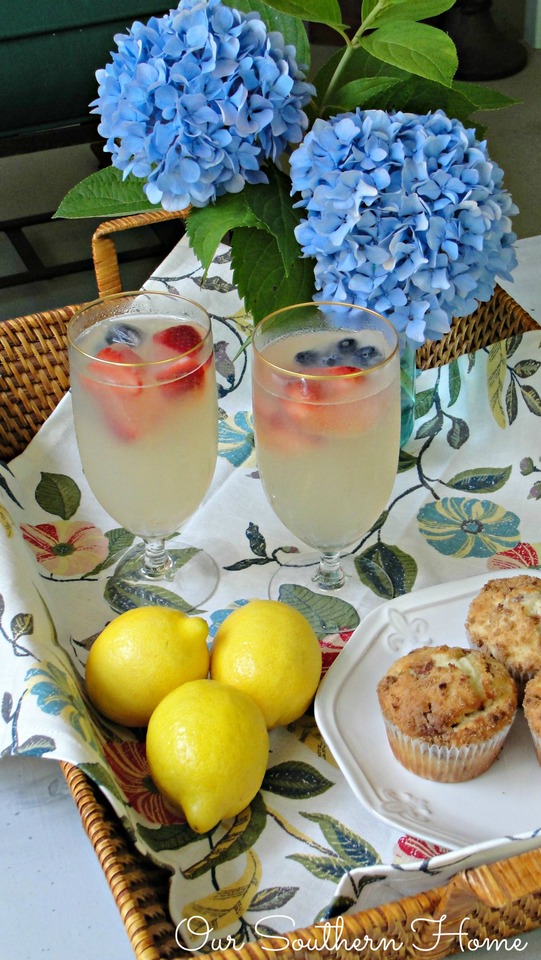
108,538 -> 219,613
267,553 -> 374,634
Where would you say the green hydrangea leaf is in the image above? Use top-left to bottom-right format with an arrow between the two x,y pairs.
313,43 -> 471,121
361,21 -> 458,87
454,81 -> 519,112
241,166 -> 303,273
323,76 -> 401,114
54,166 -> 160,219
223,0 -> 310,66
230,227 -> 315,322
362,0 -> 456,29
259,0 -> 345,32
187,196 -> 264,271
372,75 -> 484,126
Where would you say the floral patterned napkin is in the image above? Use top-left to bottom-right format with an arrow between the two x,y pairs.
1,237 -> 540,950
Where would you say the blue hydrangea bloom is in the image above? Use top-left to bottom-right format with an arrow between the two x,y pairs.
92,0 -> 314,210
290,109 -> 518,345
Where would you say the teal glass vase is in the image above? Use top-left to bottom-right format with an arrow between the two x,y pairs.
400,339 -> 417,447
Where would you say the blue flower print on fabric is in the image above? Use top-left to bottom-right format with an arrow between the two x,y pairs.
218,410 -> 254,466
417,497 -> 521,558
208,599 -> 249,637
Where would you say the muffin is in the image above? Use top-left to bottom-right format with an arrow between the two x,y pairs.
465,574 -> 541,699
376,645 -> 517,782
523,673 -> 541,765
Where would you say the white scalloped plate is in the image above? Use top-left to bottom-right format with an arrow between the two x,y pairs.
314,569 -> 541,849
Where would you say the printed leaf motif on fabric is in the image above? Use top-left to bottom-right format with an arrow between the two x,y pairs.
35,472 -> 81,519
300,813 -> 381,870
445,466 -> 512,493
276,583 -> 360,635
25,660 -> 100,752
104,572 -> 203,615
262,761 -> 334,799
0,593 -> 34,658
486,336 -> 541,427
355,542 -> 417,599
183,796 -> 268,879
181,850 -> 261,942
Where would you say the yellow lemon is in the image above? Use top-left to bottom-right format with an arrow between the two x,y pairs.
209,599 -> 322,728
85,606 -> 209,727
146,679 -> 269,833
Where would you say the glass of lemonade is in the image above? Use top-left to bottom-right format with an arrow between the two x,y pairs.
252,301 -> 400,625
68,290 -> 218,607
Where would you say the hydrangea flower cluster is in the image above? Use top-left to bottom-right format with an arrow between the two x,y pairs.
92,0 -> 313,210
290,109 -> 518,345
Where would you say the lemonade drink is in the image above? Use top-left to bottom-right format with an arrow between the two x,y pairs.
69,309 -> 217,538
252,327 -> 400,552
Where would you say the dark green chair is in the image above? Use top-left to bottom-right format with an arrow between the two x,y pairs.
0,2 -> 164,156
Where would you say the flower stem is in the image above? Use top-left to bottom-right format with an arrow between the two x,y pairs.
316,0 -> 384,115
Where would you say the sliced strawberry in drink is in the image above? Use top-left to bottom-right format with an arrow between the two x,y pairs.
83,345 -> 145,441
152,324 -> 206,394
88,346 -> 144,393
154,324 -> 202,353
281,364 -> 367,435
283,364 -> 359,413
302,365 -> 359,377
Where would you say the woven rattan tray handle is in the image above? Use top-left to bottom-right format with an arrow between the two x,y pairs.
92,209 -> 189,297
434,847 -> 541,921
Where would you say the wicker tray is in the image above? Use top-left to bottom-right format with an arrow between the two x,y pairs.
2,212 -> 541,959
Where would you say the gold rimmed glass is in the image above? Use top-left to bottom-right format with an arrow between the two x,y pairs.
252,301 -> 400,627
68,290 -> 218,609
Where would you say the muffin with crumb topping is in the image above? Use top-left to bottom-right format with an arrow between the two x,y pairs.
376,645 -> 517,782
465,574 -> 541,700
523,674 -> 541,765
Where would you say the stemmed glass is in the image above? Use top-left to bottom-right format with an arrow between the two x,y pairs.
252,301 -> 400,625
68,290 -> 218,609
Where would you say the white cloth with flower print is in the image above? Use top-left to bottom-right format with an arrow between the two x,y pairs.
1,236 -> 541,950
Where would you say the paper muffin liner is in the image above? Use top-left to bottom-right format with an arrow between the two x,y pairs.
382,718 -> 514,783
526,727 -> 541,766
523,681 -> 541,766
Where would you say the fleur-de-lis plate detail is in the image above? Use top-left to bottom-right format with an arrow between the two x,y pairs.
377,788 -> 431,823
385,609 -> 434,654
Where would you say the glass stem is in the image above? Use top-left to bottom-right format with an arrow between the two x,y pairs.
141,538 -> 171,579
313,552 -> 345,590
